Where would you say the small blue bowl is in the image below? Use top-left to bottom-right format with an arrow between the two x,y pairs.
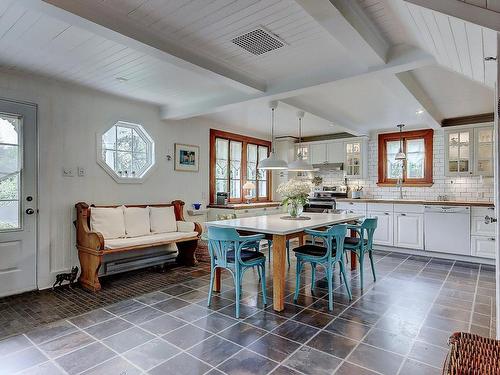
193,203 -> 202,210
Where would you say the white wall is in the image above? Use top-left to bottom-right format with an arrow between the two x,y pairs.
318,129 -> 494,202
0,70 -> 262,290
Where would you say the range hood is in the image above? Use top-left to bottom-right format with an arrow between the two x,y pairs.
312,162 -> 344,171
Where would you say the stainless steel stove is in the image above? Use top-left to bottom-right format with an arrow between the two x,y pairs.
305,186 -> 347,213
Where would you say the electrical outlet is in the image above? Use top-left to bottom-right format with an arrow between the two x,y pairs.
63,168 -> 75,177
77,167 -> 86,177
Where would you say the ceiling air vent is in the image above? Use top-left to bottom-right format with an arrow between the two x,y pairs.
231,27 -> 286,56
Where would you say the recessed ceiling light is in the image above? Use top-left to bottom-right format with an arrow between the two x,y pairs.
115,77 -> 129,83
329,124 -> 335,127
416,109 -> 424,115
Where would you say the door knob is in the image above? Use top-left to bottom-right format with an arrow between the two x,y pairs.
26,208 -> 35,215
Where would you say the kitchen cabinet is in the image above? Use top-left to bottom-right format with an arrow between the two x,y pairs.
336,201 -> 367,215
327,142 -> 344,163
344,140 -> 366,178
394,213 -> 424,250
367,204 -> 394,246
208,205 -> 283,221
445,129 -> 473,176
310,143 -> 327,164
470,206 -> 496,259
474,126 -> 494,176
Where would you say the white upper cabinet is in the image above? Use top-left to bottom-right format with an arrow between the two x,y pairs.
310,143 -> 327,164
445,124 -> 494,177
327,142 -> 344,163
344,140 -> 367,178
474,126 -> 494,176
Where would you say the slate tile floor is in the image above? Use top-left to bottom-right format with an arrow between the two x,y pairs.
0,250 -> 495,375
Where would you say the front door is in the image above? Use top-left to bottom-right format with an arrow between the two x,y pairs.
0,99 -> 37,297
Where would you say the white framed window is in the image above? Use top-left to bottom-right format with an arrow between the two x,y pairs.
97,121 -> 155,183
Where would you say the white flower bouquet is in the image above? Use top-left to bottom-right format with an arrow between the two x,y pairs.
277,179 -> 312,217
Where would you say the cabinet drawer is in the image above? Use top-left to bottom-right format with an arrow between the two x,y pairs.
393,204 -> 424,214
471,236 -> 496,259
471,206 -> 495,217
471,215 -> 496,236
367,203 -> 393,213
336,202 -> 367,212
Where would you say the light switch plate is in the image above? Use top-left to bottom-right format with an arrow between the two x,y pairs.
63,168 -> 75,177
77,167 -> 86,177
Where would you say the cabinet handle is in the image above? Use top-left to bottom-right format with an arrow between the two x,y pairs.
489,238 -> 496,241
400,213 -> 406,216
484,216 -> 497,224
384,212 -> 390,215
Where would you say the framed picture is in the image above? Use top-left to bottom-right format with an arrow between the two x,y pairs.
174,143 -> 199,172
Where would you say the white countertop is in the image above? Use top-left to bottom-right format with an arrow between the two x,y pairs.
205,212 -> 364,235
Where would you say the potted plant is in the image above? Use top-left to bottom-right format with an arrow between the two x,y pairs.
276,179 -> 312,218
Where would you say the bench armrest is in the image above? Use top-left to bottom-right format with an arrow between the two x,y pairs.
75,202 -> 105,251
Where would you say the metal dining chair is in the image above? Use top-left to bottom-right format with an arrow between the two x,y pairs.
207,227 -> 267,318
292,224 -> 352,311
344,217 -> 378,289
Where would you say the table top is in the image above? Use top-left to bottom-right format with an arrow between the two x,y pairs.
205,212 -> 364,235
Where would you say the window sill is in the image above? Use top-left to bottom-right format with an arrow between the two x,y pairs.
377,182 -> 434,187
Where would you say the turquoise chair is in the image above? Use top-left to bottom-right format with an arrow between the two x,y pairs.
344,218 -> 378,289
266,240 -> 291,266
292,225 -> 352,311
207,227 -> 267,318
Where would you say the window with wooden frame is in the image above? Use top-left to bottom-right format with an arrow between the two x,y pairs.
378,129 -> 433,186
210,129 -> 271,203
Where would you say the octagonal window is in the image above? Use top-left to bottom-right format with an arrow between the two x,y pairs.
98,121 -> 155,183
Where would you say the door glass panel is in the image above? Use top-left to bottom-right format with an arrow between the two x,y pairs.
478,143 -> 492,159
0,114 -> 21,230
478,129 -> 492,143
247,144 -> 257,182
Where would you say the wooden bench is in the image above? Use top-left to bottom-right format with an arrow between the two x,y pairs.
75,200 -> 202,292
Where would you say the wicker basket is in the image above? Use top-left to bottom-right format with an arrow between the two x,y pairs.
444,332 -> 500,374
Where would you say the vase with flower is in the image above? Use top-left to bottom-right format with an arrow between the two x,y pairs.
276,179 -> 312,218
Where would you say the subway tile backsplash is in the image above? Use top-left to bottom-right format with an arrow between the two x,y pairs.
318,129 -> 494,202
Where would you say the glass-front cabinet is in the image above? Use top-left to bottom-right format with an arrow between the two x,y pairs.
445,125 -> 494,177
445,129 -> 473,176
474,126 -> 493,176
344,141 -> 362,177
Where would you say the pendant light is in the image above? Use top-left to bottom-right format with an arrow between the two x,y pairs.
395,124 -> 406,160
258,102 -> 288,170
288,111 -> 315,171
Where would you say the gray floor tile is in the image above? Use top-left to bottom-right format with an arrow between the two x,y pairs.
218,348 -> 277,375
308,331 -> 358,359
18,361 -> 65,375
134,291 -> 170,305
123,338 -> 180,371
362,327 -> 413,356
334,362 -> 378,375
187,335 -> 241,367
139,314 -> 186,335
325,318 -> 371,341
104,299 -> 145,315
408,341 -> 448,369
0,347 -> 48,375
152,297 -> 190,313
55,342 -> 115,375
169,304 -> 212,322
85,318 -> 133,340
26,320 -> 77,345
347,343 -> 404,375
284,346 -> 342,375
192,312 -> 238,333
121,306 -> 165,325
248,333 -> 300,362
103,327 -> 154,353
80,356 -> 142,375
38,330 -> 95,358
244,310 -> 288,331
273,320 -> 319,344
149,352 -> 212,375
399,358 -> 441,375
68,309 -> 113,329
219,322 -> 267,346
0,334 -> 32,357
162,324 -> 212,349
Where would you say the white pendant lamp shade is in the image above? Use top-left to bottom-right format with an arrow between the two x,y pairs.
288,111 -> 315,171
258,103 -> 288,170
395,124 -> 406,161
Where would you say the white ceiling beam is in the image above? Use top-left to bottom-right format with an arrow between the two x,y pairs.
396,71 -> 443,127
161,45 -> 435,119
280,98 -> 365,136
404,0 -> 500,33
378,74 -> 441,129
295,0 -> 389,66
25,0 -> 265,94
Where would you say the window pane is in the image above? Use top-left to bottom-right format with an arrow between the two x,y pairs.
406,139 -> 424,179
230,180 -> 241,198
459,132 -> 469,144
104,150 -> 116,170
132,152 -> 147,175
216,138 -> 228,160
478,129 -> 492,143
0,200 -> 19,230
386,141 -> 402,179
459,144 -> 469,160
387,140 -> 401,154
0,144 -> 19,178
133,131 -> 147,153
247,144 -> 257,181
116,126 -> 132,151
0,116 -> 19,144
258,181 -> 267,197
478,143 -> 492,159
116,151 -> 132,175
459,160 -> 469,172
216,179 -> 228,193
257,146 -> 268,180
216,160 -> 228,179
0,173 -> 19,200
230,141 -> 242,180
102,127 -> 116,149
352,143 -> 360,153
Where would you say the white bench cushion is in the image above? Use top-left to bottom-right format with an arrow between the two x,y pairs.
90,206 -> 126,239
150,206 -> 177,233
177,221 -> 195,232
104,231 -> 198,249
124,207 -> 151,237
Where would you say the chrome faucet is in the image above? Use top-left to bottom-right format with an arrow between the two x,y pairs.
397,177 -> 403,199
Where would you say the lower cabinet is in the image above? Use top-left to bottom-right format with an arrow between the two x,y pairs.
394,213 -> 424,250
471,236 -> 496,259
368,211 -> 393,246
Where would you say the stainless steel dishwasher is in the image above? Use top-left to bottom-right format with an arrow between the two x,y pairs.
424,205 -> 471,255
